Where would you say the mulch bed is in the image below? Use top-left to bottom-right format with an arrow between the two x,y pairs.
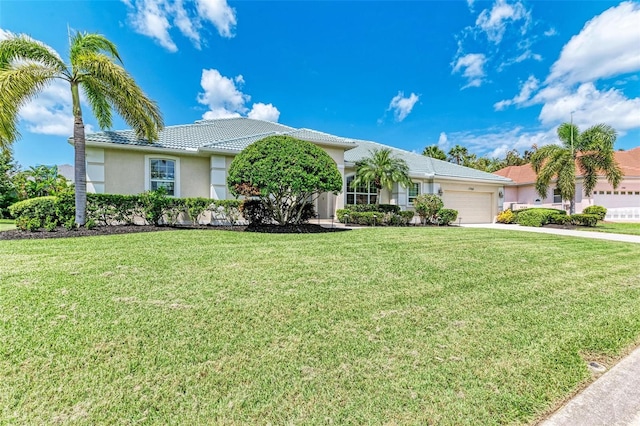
0,223 -> 349,241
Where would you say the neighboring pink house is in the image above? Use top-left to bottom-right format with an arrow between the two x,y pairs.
494,147 -> 640,221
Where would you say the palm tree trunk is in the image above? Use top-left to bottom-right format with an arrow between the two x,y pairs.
569,199 -> 575,215
71,83 -> 86,226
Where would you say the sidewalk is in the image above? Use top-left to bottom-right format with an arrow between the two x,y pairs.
540,345 -> 640,426
462,223 -> 640,244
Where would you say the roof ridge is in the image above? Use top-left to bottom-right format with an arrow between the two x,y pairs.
203,131 -> 280,147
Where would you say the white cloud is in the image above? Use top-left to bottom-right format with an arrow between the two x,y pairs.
197,69 -> 280,122
449,127 -> 557,158
494,75 -> 539,110
387,92 -> 419,122
124,0 -> 236,51
17,80 -> 94,137
475,0 -> 529,44
0,28 -> 13,40
546,1 -> 640,86
538,83 -> 640,131
495,2 -> 640,135
544,28 -> 557,37
196,0 -> 237,38
437,132 -> 449,151
247,103 -> 280,122
452,53 -> 486,88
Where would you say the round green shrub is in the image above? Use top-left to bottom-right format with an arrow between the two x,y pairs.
583,205 -> 607,221
228,135 -> 342,225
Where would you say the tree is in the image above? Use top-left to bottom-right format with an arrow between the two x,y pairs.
422,145 -> 447,160
447,145 -> 469,165
13,165 -> 69,200
227,135 -> 343,225
351,148 -> 412,205
0,149 -> 19,217
0,31 -> 163,225
504,149 -> 527,166
413,194 -> 443,225
531,122 -> 622,214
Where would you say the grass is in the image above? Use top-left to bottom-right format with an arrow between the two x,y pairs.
0,219 -> 15,231
1,227 -> 640,424
582,222 -> 640,236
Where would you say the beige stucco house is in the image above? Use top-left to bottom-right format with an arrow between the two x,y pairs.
494,147 -> 640,221
77,117 -> 511,224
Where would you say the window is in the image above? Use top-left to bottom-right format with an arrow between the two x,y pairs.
408,182 -> 420,204
145,156 -> 179,197
345,175 -> 377,205
553,188 -> 562,204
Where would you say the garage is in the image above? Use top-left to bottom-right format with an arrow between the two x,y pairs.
443,191 -> 493,224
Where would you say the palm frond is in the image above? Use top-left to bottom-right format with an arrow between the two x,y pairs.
75,52 -> 163,140
81,76 -> 112,129
530,144 -> 561,174
70,32 -> 122,65
0,34 -> 67,73
555,155 -> 576,202
580,123 -> 616,151
534,148 -> 570,200
0,62 -> 58,146
578,151 -> 622,195
557,122 -> 580,149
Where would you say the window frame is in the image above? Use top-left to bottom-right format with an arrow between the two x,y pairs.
408,182 -> 420,205
145,155 -> 180,197
553,188 -> 562,204
345,174 -> 377,205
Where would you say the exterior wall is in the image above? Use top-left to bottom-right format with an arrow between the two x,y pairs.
103,149 -> 145,194
180,156 -> 210,198
502,177 -> 640,213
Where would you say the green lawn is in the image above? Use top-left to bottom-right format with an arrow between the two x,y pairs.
1,228 -> 640,424
0,219 -> 15,231
583,222 -> 640,236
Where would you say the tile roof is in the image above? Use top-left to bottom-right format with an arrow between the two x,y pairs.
345,140 -> 512,183
83,117 -> 355,152
494,147 -> 640,184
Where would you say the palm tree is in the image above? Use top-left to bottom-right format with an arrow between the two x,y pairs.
0,31 -> 163,225
531,122 -> 622,214
351,148 -> 412,204
422,145 -> 447,160
447,145 -> 469,165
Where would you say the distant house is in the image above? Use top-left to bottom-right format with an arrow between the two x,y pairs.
76,118 -> 511,224
494,147 -> 640,221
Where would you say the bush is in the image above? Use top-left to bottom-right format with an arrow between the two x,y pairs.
228,135 -> 342,225
344,204 -> 400,214
515,208 -> 567,227
583,205 -> 607,221
337,209 -> 414,226
399,210 -> 415,222
413,194 -> 443,224
44,217 -> 57,231
496,209 -> 516,224
550,213 -> 570,225
437,208 -> 458,226
240,199 -> 271,225
9,196 -> 58,230
570,213 -> 599,227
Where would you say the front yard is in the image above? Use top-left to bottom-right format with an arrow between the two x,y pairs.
583,222 -> 640,236
0,219 -> 15,231
1,227 -> 639,424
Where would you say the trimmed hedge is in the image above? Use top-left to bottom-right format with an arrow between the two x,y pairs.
336,209 -> 414,226
570,213 -> 599,227
583,205 -> 607,221
344,204 -> 401,214
437,208 -> 458,226
9,192 -> 242,231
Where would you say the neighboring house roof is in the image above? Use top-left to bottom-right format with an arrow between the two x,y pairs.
345,140 -> 512,183
494,147 -> 640,184
57,164 -> 74,183
81,117 -> 356,152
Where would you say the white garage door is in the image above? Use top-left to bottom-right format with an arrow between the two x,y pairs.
443,191 -> 493,224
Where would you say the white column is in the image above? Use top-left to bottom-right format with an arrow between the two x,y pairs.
210,155 -> 227,200
86,148 -> 105,194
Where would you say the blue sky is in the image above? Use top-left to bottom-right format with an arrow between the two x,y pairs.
1,0 -> 639,168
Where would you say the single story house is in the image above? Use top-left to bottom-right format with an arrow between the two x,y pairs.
494,147 -> 640,221
77,117 -> 511,224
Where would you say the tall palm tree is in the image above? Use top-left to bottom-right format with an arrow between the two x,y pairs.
351,148 -> 412,204
422,145 -> 447,160
447,145 -> 469,165
0,31 -> 163,225
531,122 -> 622,214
